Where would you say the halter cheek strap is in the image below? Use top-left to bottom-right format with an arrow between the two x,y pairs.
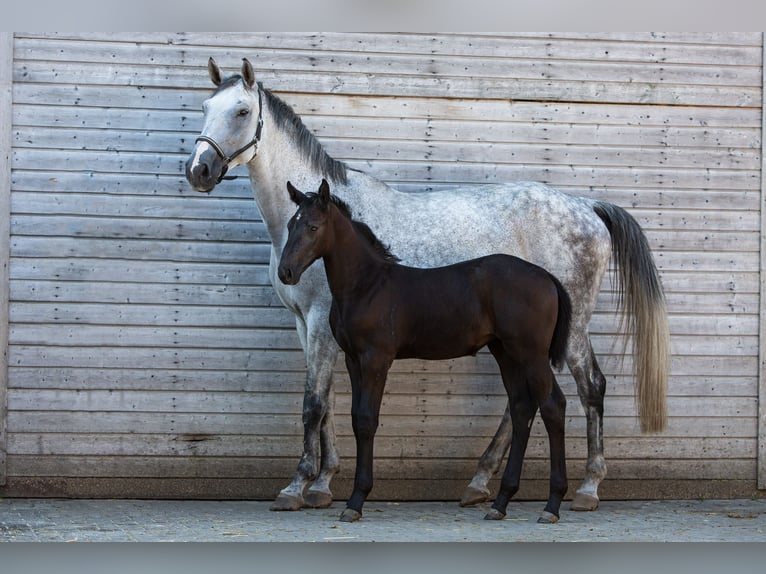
195,89 -> 264,182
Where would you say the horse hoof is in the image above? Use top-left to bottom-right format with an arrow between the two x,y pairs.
537,511 -> 559,524
270,493 -> 304,511
483,508 -> 506,521
339,509 -> 362,522
570,492 -> 599,512
460,486 -> 491,507
304,490 -> 333,509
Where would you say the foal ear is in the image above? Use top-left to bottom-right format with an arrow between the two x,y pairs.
241,58 -> 256,88
286,181 -> 306,205
208,57 -> 223,86
318,179 -> 331,207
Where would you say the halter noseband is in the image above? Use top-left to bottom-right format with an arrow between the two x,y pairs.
195,88 -> 264,183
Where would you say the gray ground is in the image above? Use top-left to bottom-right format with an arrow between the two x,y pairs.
1,498 -> 764,542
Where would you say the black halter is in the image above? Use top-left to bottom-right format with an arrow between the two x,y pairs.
195,88 -> 264,183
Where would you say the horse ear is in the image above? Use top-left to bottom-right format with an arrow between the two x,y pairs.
287,181 -> 306,205
208,57 -> 222,86
318,179 -> 331,207
241,58 -> 256,88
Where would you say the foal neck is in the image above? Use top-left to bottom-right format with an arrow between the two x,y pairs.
322,206 -> 391,299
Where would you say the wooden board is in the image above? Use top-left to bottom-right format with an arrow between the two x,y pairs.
2,32 -> 765,500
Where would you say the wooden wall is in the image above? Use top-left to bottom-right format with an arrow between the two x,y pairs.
1,32 -> 764,500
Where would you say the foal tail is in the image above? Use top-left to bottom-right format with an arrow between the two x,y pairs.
593,201 -> 670,433
547,272 -> 572,372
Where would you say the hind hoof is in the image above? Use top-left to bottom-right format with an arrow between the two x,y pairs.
340,508 -> 362,522
304,490 -> 333,509
483,508 -> 506,521
460,486 -> 491,507
537,511 -> 559,524
570,492 -> 599,512
270,493 -> 304,511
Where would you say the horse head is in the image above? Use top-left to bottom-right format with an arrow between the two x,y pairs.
185,58 -> 264,193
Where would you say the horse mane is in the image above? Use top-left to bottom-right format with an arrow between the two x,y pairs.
304,192 -> 400,262
215,75 -> 349,186
262,86 -> 349,186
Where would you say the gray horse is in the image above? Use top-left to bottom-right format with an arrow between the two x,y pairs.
185,58 -> 670,513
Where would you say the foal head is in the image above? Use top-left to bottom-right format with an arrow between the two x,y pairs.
278,179 -> 335,286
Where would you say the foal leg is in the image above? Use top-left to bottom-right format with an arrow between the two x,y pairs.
537,374 -> 568,523
271,313 -> 341,511
340,354 -> 390,522
484,342 -> 536,521
567,334 -> 607,512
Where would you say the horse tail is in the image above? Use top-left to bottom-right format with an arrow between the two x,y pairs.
593,201 -> 670,433
547,271 -> 572,372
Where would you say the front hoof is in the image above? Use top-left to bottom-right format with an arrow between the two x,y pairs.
460,485 -> 491,507
570,492 -> 599,512
270,493 -> 304,511
339,508 -> 362,522
537,511 -> 559,524
304,490 -> 333,509
483,508 -> 506,521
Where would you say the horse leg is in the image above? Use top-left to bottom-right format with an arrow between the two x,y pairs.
568,336 -> 607,512
340,354 -> 390,522
536,374 -> 568,523
271,313 -> 340,511
460,403 -> 512,507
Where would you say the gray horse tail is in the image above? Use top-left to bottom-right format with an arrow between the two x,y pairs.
593,201 -> 670,433
547,271 -> 572,372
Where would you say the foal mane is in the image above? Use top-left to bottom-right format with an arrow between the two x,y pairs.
305,192 -> 400,263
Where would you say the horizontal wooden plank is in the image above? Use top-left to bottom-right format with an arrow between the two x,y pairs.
7,366 -> 758,400
7,426 -> 758,458
14,126 -> 762,173
15,33 -> 764,66
14,61 -> 762,108
14,95 -> 764,130
2,476 -> 759,501
8,345 -> 758,376
4,455 -> 757,482
4,436 -> 758,478
6,389 -> 757,419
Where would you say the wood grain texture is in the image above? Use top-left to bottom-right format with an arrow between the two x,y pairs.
2,32 -> 764,498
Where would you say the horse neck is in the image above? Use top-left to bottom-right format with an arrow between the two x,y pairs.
322,208 -> 388,303
245,106 -> 335,249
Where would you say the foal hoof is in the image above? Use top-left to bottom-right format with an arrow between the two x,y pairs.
537,511 -> 559,524
270,493 -> 304,511
460,486 -> 491,507
339,508 -> 362,522
570,492 -> 599,512
304,489 -> 334,509
483,508 -> 506,521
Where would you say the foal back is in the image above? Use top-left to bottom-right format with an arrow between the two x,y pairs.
366,254 -> 569,365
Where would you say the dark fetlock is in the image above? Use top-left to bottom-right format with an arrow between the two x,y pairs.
483,508 -> 506,520
339,508 -> 362,522
537,510 -> 559,524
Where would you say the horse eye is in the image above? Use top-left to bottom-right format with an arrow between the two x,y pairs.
238,108 -> 250,117
309,225 -> 318,232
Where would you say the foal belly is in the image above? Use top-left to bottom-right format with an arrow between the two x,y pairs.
395,316 -> 494,361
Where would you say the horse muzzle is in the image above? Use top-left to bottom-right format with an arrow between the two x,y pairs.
185,151 -> 226,193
